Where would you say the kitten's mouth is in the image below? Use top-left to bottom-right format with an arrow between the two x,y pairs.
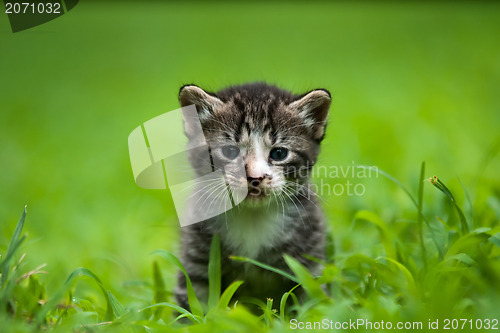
245,179 -> 267,199
248,187 -> 265,198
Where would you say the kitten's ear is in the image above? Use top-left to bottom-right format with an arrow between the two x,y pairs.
289,89 -> 331,141
179,84 -> 223,120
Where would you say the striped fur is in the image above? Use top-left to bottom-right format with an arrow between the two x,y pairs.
175,82 -> 331,310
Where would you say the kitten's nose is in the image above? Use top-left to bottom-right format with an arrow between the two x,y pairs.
247,174 -> 272,187
245,161 -> 271,181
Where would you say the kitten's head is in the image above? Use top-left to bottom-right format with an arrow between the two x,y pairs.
179,82 -> 331,205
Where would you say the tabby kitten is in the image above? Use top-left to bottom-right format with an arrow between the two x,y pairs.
175,82 -> 331,310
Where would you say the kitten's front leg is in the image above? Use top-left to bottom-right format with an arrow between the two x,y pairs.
175,226 -> 212,311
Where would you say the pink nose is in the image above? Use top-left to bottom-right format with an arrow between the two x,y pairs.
246,166 -> 260,180
245,162 -> 271,178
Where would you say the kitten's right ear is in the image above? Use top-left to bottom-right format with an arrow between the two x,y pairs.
289,89 -> 331,141
179,85 -> 223,120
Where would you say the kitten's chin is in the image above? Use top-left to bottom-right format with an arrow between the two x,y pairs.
242,196 -> 269,207
241,188 -> 276,206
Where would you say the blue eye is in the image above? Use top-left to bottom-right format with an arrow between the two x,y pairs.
269,147 -> 288,161
222,145 -> 240,159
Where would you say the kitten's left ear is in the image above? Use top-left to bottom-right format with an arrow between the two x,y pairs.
179,84 -> 224,120
179,84 -> 224,140
289,89 -> 331,141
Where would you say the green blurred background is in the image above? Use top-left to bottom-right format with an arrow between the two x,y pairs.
1,1 -> 499,307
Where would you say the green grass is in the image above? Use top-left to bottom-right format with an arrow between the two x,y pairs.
1,1 -> 500,332
2,167 -> 500,331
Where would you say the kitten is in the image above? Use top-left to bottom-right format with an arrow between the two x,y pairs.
175,82 -> 331,311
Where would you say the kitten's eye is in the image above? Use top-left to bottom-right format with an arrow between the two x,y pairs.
269,147 -> 288,161
221,145 -> 240,160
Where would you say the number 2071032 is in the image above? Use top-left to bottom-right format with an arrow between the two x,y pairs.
5,2 -> 61,14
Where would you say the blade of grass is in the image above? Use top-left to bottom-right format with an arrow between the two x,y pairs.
35,267 -> 113,325
354,210 -> 397,260
217,280 -> 244,311
279,284 -> 301,322
169,313 -> 197,325
429,176 -> 470,235
284,255 -> 327,300
444,253 -> 476,266
107,290 -> 126,319
263,297 -> 277,327
417,161 -> 428,270
0,207 -> 28,314
489,233 -> 500,248
152,261 -> 167,320
139,302 -> 201,324
445,231 -> 489,258
459,177 -> 475,228
0,206 -> 27,289
358,165 -> 443,259
238,296 -> 266,310
229,256 -> 298,284
376,257 -> 417,296
152,249 -> 204,317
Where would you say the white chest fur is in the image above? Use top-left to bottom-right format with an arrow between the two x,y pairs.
219,206 -> 285,259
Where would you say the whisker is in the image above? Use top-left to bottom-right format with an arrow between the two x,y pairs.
205,183 -> 231,220
177,177 -> 225,194
281,185 -> 306,228
195,182 -> 229,216
189,179 -> 226,205
274,189 -> 287,231
284,180 -> 324,207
